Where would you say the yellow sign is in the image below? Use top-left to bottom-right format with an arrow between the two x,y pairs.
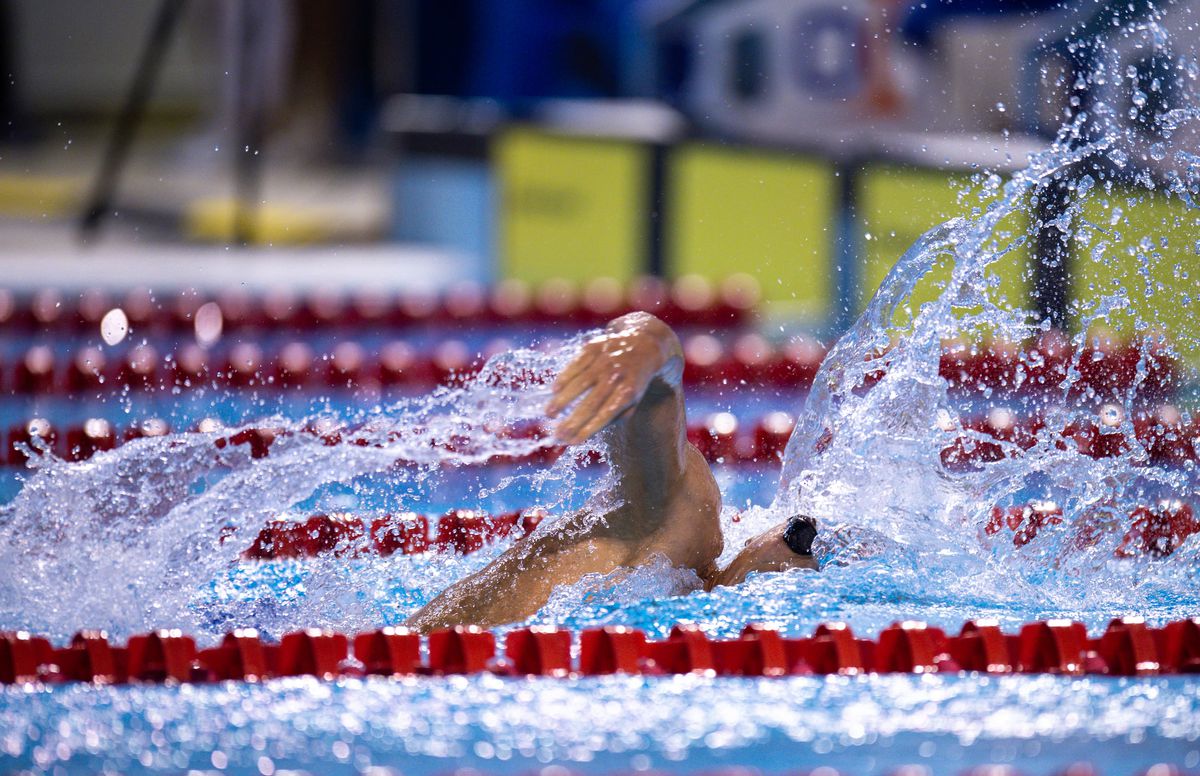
859,164 -> 1031,331
497,127 -> 648,284
667,145 -> 837,319
1074,187 -> 1200,364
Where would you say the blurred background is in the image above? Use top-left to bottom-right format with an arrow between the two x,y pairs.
0,0 -> 1195,333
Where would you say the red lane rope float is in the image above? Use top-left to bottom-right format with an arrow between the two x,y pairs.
681,332 -> 1177,397
0,335 -> 1179,400
0,413 -> 801,467
680,334 -> 827,388
983,500 -> 1200,559
938,331 -> 1178,400
235,497 -> 1197,563
6,404 -> 1198,470
3,617 -> 1199,684
2,338 -> 1180,405
0,334 -> 827,397
938,403 -> 1199,469
234,510 -> 547,560
0,276 -> 759,335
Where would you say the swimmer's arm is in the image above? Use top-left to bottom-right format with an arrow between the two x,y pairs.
404,514 -> 635,632
547,311 -> 722,576
547,312 -> 690,494
405,314 -> 721,631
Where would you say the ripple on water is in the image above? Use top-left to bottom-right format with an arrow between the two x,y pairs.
2,674 -> 1199,774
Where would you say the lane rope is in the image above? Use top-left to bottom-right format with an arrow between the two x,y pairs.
3,618 -> 1197,684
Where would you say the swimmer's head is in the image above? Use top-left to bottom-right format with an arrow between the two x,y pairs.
782,515 -> 817,555
708,514 -> 819,589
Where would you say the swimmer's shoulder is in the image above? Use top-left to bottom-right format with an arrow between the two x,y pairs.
679,443 -> 720,514
660,445 -> 722,565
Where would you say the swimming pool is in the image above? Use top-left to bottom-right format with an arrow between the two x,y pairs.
1,289 -> 1198,776
1,302 -> 1197,775
5,668 -> 1200,774
5,39 -> 1200,776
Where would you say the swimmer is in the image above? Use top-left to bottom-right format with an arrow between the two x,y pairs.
406,312 -> 819,632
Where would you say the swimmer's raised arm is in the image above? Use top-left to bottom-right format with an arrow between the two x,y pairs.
548,312 -> 694,504
548,312 -> 683,442
404,313 -> 722,632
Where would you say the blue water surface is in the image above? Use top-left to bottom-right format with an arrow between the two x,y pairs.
2,673 -> 1197,775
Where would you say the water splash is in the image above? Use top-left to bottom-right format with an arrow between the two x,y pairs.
0,340 -> 597,640
533,6 -> 1200,635
3,4 -> 1200,644
761,13 -> 1200,618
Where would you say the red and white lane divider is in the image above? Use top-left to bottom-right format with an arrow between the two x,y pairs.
0,413 -> 801,467
985,500 -> 1200,558
234,499 -> 1199,562
2,617 -> 1198,684
5,404 -> 1198,469
938,330 -> 1178,398
0,334 -> 827,396
238,496 -> 1197,562
3,340 -> 505,395
1,333 -> 1179,399
938,403 -> 1199,468
234,510 -> 548,560
0,276 -> 760,334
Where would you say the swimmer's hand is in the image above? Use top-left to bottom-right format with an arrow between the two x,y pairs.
546,312 -> 682,446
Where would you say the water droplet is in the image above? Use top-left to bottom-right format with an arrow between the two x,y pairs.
195,302 -> 224,346
100,308 -> 128,346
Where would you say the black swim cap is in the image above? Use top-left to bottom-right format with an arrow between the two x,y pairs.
783,515 -> 817,556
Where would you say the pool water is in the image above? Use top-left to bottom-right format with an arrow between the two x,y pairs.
1,370 -> 1197,775
5,10 -> 1200,775
5,673 -> 1199,775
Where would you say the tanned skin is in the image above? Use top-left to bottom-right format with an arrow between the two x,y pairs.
405,313 -> 815,632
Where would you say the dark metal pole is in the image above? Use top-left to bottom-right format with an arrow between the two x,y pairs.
833,162 -> 861,333
1032,170 -> 1073,331
79,0 -> 188,241
646,143 -> 668,277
